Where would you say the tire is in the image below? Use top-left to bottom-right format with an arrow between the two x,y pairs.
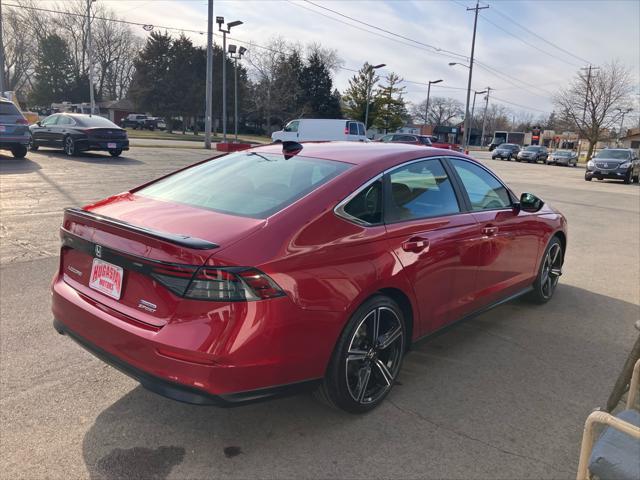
11,145 -> 28,159
585,175 -> 592,181
64,136 -> 77,156
29,137 -> 39,151
527,236 -> 563,304
109,149 -> 122,157
315,295 -> 406,413
633,174 -> 639,184
624,171 -> 632,184
507,154 -> 512,161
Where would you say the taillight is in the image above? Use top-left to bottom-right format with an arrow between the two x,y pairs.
344,127 -> 349,135
16,118 -> 28,125
151,264 -> 284,301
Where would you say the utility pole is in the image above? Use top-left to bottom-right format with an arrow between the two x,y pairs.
616,107 -> 632,146
424,79 -> 443,130
578,65 -> 599,159
87,0 -> 96,115
217,18 -> 243,144
204,0 -> 214,149
462,1 -> 488,151
0,0 -> 5,95
480,87 -> 491,148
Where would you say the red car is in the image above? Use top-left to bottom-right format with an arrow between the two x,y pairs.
378,133 -> 462,152
52,141 -> 567,413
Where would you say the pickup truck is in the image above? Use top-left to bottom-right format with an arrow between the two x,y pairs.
120,114 -> 166,131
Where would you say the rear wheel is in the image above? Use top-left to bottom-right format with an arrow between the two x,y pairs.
109,149 -> 122,157
64,136 -> 77,156
316,295 -> 406,413
527,237 -> 563,304
11,145 -> 28,159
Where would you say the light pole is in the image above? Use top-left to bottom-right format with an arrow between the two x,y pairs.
364,63 -> 385,135
480,87 -> 491,148
0,0 -> 5,95
424,79 -> 443,129
228,45 -> 247,142
449,62 -> 471,145
86,0 -> 97,115
205,0 -> 214,149
616,107 -> 632,146
217,17 -> 243,143
469,89 -> 487,146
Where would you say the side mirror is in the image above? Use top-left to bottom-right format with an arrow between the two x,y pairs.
519,192 -> 544,213
36,121 -> 42,127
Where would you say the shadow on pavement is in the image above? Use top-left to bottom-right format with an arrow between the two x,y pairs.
39,149 -> 144,165
0,155 -> 42,174
81,284 -> 639,479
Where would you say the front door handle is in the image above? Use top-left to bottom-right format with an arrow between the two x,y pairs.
482,226 -> 499,236
402,237 -> 430,253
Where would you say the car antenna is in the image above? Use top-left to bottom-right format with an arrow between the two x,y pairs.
282,141 -> 303,160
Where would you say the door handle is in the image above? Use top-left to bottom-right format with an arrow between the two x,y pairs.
482,226 -> 499,236
402,237 -> 430,253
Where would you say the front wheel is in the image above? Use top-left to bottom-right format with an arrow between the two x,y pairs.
624,171 -> 632,184
633,174 -> 639,184
527,237 -> 563,304
316,295 -> 406,413
29,136 -> 39,151
507,154 -> 512,161
64,136 -> 77,156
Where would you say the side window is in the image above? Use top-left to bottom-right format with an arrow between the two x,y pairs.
349,122 -> 359,135
380,134 -> 393,143
284,120 -> 299,132
386,159 -> 460,223
42,115 -> 59,126
341,178 -> 383,225
358,123 -> 366,136
449,158 -> 512,211
395,135 -> 416,142
58,116 -> 72,126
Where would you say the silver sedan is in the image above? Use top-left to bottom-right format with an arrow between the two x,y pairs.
547,150 -> 578,167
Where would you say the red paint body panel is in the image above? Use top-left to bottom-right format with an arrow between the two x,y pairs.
52,142 -> 567,400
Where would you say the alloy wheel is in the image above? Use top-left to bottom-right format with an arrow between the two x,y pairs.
540,243 -> 562,299
64,137 -> 75,156
345,306 -> 404,405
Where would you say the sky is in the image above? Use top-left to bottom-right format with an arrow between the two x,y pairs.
65,0 -> 640,125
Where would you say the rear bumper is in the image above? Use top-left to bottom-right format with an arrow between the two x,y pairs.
0,138 -> 30,148
51,273 -> 337,405
80,139 -> 130,151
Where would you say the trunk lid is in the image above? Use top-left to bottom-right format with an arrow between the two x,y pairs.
59,193 -> 266,327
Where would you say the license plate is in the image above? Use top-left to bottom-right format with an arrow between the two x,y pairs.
107,142 -> 117,149
89,258 -> 123,300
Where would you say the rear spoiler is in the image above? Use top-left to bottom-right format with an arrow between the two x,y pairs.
64,207 -> 219,250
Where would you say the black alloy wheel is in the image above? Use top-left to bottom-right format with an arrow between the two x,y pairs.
316,295 -> 406,413
528,237 -> 563,304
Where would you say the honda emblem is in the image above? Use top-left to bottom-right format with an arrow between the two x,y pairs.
95,245 -> 102,258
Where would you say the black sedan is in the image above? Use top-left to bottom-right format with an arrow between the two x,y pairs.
585,148 -> 640,184
29,114 -> 129,157
491,143 -> 520,160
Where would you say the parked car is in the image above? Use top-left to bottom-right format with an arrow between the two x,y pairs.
52,141 -> 567,413
427,135 -> 462,151
491,143 -> 521,160
517,145 -> 548,163
0,97 -> 30,159
30,113 -> 129,157
585,148 -> 640,184
378,133 -> 432,146
547,150 -> 578,167
271,119 -> 368,142
120,114 -> 166,131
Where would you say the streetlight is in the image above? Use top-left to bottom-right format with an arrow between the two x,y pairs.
448,62 -> 469,69
217,17 -> 243,143
469,89 -> 487,146
364,63 -> 386,135
424,79 -> 443,129
229,44 -> 247,142
616,107 -> 632,146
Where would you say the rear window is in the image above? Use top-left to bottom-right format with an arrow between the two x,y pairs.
76,116 -> 119,128
138,152 -> 351,218
0,102 -> 21,116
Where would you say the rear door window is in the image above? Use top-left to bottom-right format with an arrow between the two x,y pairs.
348,122 -> 359,135
138,151 -> 350,219
385,159 -> 460,223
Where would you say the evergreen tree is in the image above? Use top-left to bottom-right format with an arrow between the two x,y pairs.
342,63 -> 381,128
299,51 -> 342,118
30,34 -> 74,105
374,73 -> 408,133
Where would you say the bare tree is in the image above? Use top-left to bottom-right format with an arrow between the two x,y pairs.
555,61 -> 634,159
410,96 -> 463,126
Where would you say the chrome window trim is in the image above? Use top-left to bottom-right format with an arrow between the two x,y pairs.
333,174 -> 384,227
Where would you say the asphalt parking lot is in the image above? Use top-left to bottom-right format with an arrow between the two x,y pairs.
1,145 -> 639,479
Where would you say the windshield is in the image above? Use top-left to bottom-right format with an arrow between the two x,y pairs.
525,146 -> 541,151
501,144 -> 517,149
138,152 -> 351,218
554,151 -> 571,157
594,150 -> 630,160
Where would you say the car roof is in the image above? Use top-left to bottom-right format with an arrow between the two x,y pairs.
252,141 -> 468,169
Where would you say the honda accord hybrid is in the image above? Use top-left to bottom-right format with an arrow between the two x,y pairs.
52,141 -> 567,413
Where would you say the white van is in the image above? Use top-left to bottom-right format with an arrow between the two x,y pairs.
271,119 -> 368,143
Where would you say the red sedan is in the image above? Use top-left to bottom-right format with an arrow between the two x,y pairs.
52,141 -> 567,413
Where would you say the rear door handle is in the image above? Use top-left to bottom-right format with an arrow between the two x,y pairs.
482,226 -> 499,236
402,237 -> 430,253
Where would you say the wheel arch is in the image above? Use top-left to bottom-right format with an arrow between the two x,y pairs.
553,230 -> 567,261
377,287 -> 414,351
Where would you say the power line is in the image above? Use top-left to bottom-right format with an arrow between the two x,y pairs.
491,95 -> 549,114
